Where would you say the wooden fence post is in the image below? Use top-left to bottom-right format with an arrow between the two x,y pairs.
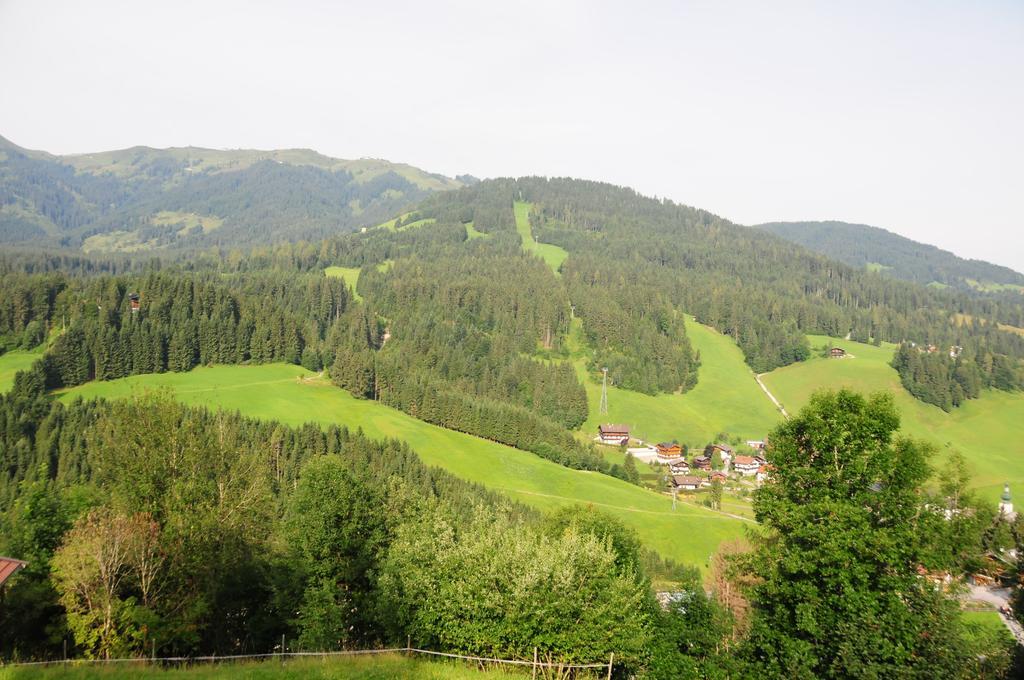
532,646 -> 538,679
607,652 -> 614,680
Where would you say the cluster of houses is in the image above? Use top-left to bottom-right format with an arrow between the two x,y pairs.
664,442 -> 772,491
599,423 -> 772,492
905,342 -> 964,359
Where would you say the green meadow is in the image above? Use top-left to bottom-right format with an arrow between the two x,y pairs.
324,265 -> 363,301
464,221 -> 488,239
0,654 -> 526,680
573,318 -> 782,449
0,348 -> 43,393
60,364 -> 749,570
513,201 -> 568,274
760,336 -> 1024,503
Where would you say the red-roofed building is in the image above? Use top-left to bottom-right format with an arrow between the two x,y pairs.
734,455 -> 760,476
0,556 -> 27,589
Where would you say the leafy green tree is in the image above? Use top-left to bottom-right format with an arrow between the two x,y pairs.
380,505 -> 651,674
709,479 -> 723,511
287,456 -> 389,649
744,389 -> 970,678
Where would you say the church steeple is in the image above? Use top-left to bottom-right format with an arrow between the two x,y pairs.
999,482 -> 1015,520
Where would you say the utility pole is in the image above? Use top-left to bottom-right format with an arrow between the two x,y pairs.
599,367 -> 609,416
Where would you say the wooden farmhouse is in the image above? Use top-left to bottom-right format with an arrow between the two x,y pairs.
669,459 -> 690,475
691,455 -> 712,470
598,423 -> 630,446
656,442 -> 683,461
672,475 -> 703,491
829,347 -> 846,358
733,455 -> 761,476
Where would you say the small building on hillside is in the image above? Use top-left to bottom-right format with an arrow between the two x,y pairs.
734,455 -> 761,476
672,475 -> 703,491
656,442 -> 683,461
0,556 -> 27,591
669,459 -> 690,475
950,345 -> 963,359
709,470 -> 728,485
128,292 -> 140,313
829,347 -> 846,358
598,424 -> 630,446
746,440 -> 766,451
756,464 -> 773,484
691,455 -> 712,471
711,443 -> 733,456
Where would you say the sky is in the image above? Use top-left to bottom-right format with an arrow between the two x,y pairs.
1,0 -> 1022,270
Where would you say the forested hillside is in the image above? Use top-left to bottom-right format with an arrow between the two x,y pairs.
757,220 -> 1024,293
0,135 -> 465,251
2,174 -> 1023,676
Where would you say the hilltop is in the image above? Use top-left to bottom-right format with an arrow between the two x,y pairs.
0,134 -> 466,252
756,220 -> 1024,293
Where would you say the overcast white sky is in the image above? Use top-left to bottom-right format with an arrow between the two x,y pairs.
1,0 -> 1022,270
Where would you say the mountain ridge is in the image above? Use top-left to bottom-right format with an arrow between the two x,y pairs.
755,219 -> 1024,293
0,134 -> 466,252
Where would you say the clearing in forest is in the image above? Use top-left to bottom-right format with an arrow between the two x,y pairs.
0,348 -> 43,393
761,336 -> 1024,504
324,265 -> 363,301
513,201 -> 568,274
60,363 -> 749,570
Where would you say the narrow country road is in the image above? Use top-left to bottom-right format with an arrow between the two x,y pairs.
754,373 -> 789,419
965,585 -> 1024,646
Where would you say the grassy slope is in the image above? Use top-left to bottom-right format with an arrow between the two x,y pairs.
760,336 -> 1024,503
464,221 -> 488,240
324,266 -> 363,302
60,365 -> 748,569
573,319 -> 782,448
961,611 -> 1013,644
513,202 -> 568,274
0,654 -> 524,680
0,348 -> 43,393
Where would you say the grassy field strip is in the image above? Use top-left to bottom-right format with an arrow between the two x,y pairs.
324,265 -> 363,301
464,221 -> 488,239
572,317 -> 782,448
496,487 -> 755,522
761,336 -> 1024,503
61,364 -> 747,568
0,348 -> 43,393
513,201 -> 568,273
0,653 -> 526,679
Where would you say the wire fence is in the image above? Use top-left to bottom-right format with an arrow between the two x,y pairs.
1,644 -> 615,677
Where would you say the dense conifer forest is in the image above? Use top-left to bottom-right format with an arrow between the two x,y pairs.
758,220 -> 1024,291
